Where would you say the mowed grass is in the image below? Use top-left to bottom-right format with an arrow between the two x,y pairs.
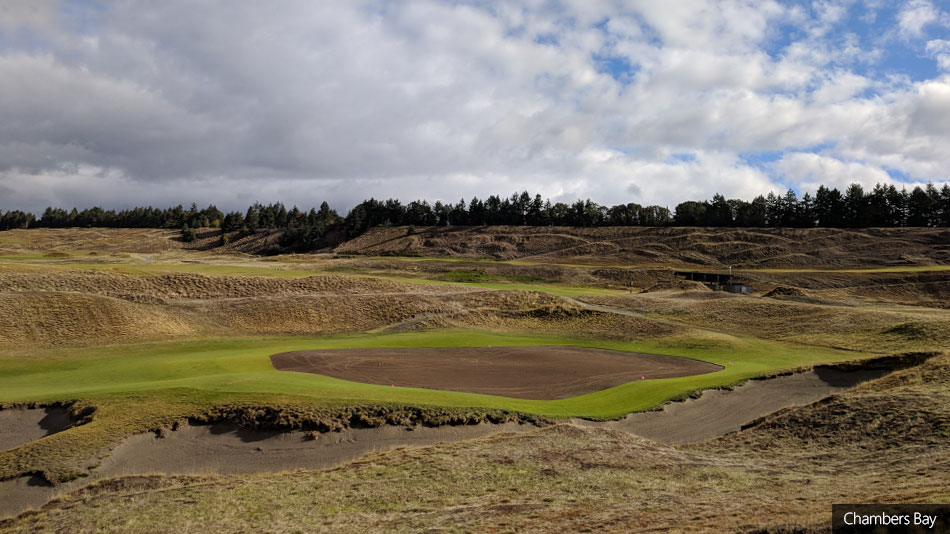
0,329 -> 868,419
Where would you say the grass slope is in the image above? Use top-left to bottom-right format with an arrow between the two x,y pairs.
0,329 -> 867,419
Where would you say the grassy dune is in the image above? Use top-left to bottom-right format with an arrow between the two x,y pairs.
2,227 -> 947,528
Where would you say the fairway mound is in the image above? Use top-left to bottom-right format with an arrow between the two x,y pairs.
270,346 -> 723,400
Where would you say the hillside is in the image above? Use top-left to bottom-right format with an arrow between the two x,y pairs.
5,226 -> 949,269
335,226 -> 950,268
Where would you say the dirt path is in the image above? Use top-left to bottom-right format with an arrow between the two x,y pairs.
0,407 -> 72,452
0,421 -> 533,520
271,346 -> 722,400
575,367 -> 889,443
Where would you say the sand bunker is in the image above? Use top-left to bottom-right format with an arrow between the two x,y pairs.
577,367 -> 889,444
0,365 -> 892,520
0,421 -> 533,519
0,407 -> 72,452
271,346 -> 723,399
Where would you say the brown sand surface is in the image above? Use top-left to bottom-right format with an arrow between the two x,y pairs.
0,407 -> 71,452
271,346 -> 723,399
0,421 -> 531,520
576,367 -> 889,443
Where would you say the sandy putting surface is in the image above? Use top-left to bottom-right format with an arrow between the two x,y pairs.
576,367 -> 889,444
271,346 -> 723,399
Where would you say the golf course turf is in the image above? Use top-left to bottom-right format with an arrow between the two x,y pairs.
0,329 -> 870,419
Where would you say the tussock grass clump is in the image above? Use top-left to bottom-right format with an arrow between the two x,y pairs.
190,403 -> 548,433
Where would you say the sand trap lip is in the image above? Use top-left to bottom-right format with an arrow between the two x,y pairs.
270,346 -> 724,400
0,407 -> 72,452
575,366 -> 890,444
0,421 -> 534,520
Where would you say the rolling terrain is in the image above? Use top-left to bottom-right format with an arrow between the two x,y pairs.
0,226 -> 947,532
337,225 -> 950,267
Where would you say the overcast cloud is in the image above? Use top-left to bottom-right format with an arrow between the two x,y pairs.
1,0 -> 949,213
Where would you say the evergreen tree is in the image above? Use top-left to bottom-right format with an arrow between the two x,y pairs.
907,186 -> 934,226
844,184 -> 868,227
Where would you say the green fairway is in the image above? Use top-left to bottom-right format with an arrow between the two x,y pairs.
0,329 -> 869,419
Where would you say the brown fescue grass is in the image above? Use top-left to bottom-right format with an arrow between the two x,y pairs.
584,292 -> 950,353
0,266 -> 683,347
0,292 -> 198,346
0,228 -> 182,255
336,225 -> 950,268
3,227 -> 950,532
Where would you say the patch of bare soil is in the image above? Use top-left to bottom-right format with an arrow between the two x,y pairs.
0,407 -> 72,452
271,346 -> 723,399
577,367 -> 888,444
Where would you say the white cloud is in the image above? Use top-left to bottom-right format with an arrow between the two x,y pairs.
775,152 -> 893,192
896,0 -> 942,39
926,39 -> 950,71
0,0 -> 948,214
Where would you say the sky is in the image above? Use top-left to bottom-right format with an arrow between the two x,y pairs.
1,0 -> 949,214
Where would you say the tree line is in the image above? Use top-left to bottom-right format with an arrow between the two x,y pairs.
2,183 -> 949,244
672,183 -> 950,228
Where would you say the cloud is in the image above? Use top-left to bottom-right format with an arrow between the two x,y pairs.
775,152 -> 893,192
926,39 -> 950,71
896,0 -> 943,39
0,0 -> 948,215
0,0 -> 59,32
